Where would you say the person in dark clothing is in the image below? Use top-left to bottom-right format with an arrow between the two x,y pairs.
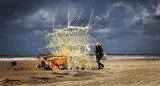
95,43 -> 104,69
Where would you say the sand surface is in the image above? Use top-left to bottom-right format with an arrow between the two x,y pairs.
0,58 -> 160,86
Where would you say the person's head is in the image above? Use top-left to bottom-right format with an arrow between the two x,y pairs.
94,43 -> 99,47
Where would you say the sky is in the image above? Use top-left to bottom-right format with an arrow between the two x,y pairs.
0,0 -> 160,55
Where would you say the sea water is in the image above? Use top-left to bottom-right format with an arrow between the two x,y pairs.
90,54 -> 160,59
0,55 -> 160,61
0,55 -> 37,61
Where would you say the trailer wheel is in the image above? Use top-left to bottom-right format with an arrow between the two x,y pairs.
41,60 -> 52,70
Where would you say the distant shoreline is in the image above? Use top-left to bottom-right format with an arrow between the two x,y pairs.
0,54 -> 160,57
0,55 -> 160,61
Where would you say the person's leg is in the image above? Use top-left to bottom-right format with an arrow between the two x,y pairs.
96,56 -> 101,69
100,62 -> 104,69
99,55 -> 104,69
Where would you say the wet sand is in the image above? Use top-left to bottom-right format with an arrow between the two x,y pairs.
0,58 -> 160,86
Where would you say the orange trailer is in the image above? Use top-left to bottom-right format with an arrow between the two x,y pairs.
40,45 -> 69,70
41,56 -> 67,70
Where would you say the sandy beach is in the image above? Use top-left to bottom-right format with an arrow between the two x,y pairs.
0,58 -> 160,86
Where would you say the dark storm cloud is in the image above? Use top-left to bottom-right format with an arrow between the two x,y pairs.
0,0 -> 160,55
91,0 -> 160,54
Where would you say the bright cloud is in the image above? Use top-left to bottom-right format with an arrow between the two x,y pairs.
95,28 -> 110,33
25,8 -> 53,24
34,30 -> 44,35
133,15 -> 141,22
155,5 -> 160,15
